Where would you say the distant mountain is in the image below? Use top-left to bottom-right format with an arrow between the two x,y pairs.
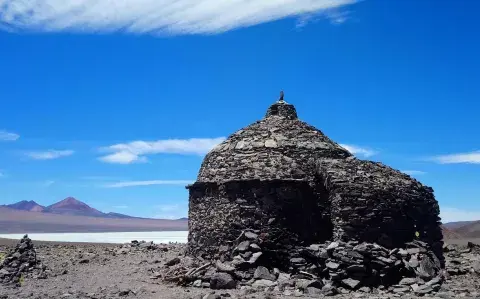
0,197 -> 190,233
451,221 -> 480,239
0,207 -> 188,234
4,200 -> 45,212
44,197 -> 105,217
441,225 -> 464,240
4,197 -> 139,219
442,221 -> 475,230
105,212 -> 138,219
177,217 -> 188,221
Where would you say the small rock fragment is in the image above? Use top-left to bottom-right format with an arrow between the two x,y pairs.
253,266 -> 276,281
165,257 -> 181,267
341,278 -> 361,290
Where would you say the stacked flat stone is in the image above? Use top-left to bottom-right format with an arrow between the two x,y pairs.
0,235 -> 46,284
443,242 -> 480,276
187,96 -> 444,288
189,101 -> 351,260
188,180 -> 333,261
197,102 -> 350,182
317,157 -> 444,265
187,96 -> 444,293
165,233 -> 444,296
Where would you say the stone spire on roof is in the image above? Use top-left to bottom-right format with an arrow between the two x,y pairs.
265,90 -> 298,119
278,90 -> 286,104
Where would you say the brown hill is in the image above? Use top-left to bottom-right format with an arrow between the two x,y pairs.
0,207 -> 188,233
452,220 -> 480,239
44,197 -> 104,217
443,221 -> 475,230
441,225 -> 464,239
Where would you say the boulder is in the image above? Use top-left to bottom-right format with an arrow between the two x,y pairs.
210,273 -> 236,290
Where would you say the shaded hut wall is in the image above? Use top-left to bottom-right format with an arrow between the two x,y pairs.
317,158 -> 444,265
187,179 -> 332,263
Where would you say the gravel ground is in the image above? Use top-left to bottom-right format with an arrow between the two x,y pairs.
1,238 -> 480,299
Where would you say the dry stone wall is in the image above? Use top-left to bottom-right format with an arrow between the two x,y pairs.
188,99 -> 445,281
317,157 -> 444,266
187,179 -> 332,267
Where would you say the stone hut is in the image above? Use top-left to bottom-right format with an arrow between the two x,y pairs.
187,96 -> 443,268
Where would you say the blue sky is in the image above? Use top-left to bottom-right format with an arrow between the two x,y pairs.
0,0 -> 479,222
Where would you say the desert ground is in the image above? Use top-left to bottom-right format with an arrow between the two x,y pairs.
1,237 -> 480,299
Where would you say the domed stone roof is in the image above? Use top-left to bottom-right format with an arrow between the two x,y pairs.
197,100 -> 352,182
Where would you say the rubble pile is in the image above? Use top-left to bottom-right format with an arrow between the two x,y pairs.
444,242 -> 480,276
160,231 -> 445,296
112,240 -> 175,256
0,235 -> 47,285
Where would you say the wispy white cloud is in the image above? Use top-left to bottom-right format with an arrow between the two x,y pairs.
43,180 -> 55,187
104,180 -> 193,188
295,15 -> 314,29
295,8 -> 351,29
99,151 -> 147,164
26,149 -> 75,160
440,207 -> 480,223
0,170 -> 5,178
401,170 -> 426,176
0,130 -> 19,141
99,137 -> 225,164
81,176 -> 123,181
325,9 -> 351,24
0,0 -> 358,36
339,143 -> 378,158
430,151 -> 480,165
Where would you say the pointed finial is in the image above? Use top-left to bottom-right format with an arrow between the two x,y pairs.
278,90 -> 285,103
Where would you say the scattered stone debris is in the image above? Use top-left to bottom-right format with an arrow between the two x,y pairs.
1,236 -> 480,299
159,233 -> 447,296
111,240 -> 174,256
0,235 -> 47,285
444,242 -> 480,276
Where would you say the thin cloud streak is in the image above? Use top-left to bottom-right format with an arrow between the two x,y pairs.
99,151 -> 147,164
0,0 -> 357,35
326,9 -> 351,25
0,130 -> 19,141
81,176 -> 123,181
339,143 -> 378,158
104,180 -> 193,188
26,150 -> 75,160
430,151 -> 480,164
99,137 -> 226,164
42,180 -> 55,187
